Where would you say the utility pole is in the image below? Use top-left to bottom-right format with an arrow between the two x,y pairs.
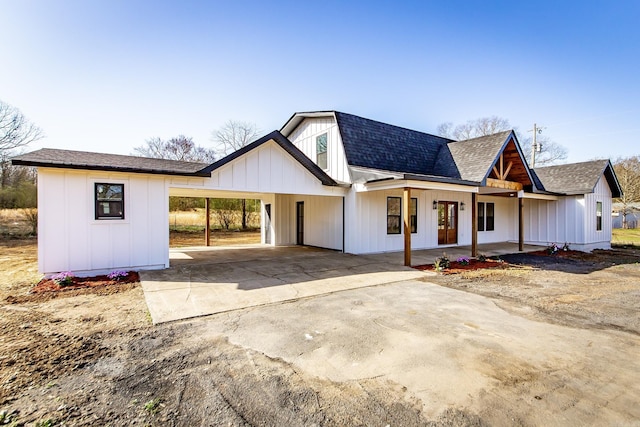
529,123 -> 543,168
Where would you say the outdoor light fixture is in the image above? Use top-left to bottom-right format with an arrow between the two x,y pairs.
460,202 -> 465,211
433,200 -> 438,210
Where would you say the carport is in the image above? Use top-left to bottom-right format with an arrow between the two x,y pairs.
167,131 -> 349,253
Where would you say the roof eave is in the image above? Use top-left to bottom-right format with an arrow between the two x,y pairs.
11,159 -> 209,177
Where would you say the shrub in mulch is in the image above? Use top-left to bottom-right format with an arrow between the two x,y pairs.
529,249 -> 583,258
30,271 -> 140,294
414,259 -> 508,274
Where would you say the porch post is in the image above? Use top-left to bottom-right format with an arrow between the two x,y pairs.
471,192 -> 477,257
518,197 -> 524,251
205,198 -> 211,247
403,187 -> 411,266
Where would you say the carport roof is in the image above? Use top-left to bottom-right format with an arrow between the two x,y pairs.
12,148 -> 211,177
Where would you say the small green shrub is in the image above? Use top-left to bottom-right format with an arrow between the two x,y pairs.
144,398 -> 162,414
434,253 -> 450,271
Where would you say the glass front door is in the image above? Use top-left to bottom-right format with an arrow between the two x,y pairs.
437,201 -> 458,245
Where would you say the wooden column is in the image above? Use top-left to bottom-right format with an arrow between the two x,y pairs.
518,197 -> 524,251
471,192 -> 478,257
205,198 -> 211,247
403,187 -> 411,266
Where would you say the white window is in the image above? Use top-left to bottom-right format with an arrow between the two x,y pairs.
316,133 -> 328,170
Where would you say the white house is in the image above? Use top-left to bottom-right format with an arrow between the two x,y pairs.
13,111 -> 622,276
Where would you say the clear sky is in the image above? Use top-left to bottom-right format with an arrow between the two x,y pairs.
1,0 -> 638,163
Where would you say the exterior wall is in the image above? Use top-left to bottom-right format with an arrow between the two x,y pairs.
273,194 -> 343,251
523,176 -> 612,250
287,116 -> 351,184
37,168 -> 169,276
476,195 -> 517,244
346,189 -> 473,254
583,176 -> 612,249
523,197 -> 584,246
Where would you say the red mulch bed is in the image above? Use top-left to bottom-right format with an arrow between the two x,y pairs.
31,271 -> 139,294
414,259 -> 507,274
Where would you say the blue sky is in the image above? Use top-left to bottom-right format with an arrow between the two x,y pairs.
1,0 -> 638,163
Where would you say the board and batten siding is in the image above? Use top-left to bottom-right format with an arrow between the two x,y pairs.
522,176 -> 611,250
476,196 -> 517,244
583,176 -> 612,249
273,194 -> 343,251
37,168 -> 169,275
346,189 -> 473,254
287,117 -> 351,184
199,140 -> 344,197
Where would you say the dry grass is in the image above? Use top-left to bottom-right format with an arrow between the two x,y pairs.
612,228 -> 640,246
169,208 -> 260,230
170,230 -> 260,247
0,208 -> 33,236
0,238 -> 40,292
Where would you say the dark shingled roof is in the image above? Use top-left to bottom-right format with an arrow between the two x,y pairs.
446,131 -> 514,182
334,112 -> 454,176
533,159 -> 622,197
12,148 -> 211,176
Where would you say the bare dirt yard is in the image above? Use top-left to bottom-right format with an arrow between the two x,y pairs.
1,234 -> 639,426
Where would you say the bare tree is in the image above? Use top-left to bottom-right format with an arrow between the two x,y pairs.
613,156 -> 640,229
0,100 -> 43,192
211,120 -> 261,229
212,120 -> 261,157
0,100 -> 43,154
133,135 -> 216,163
437,116 -> 567,166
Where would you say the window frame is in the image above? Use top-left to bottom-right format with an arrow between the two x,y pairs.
95,183 -> 125,220
410,197 -> 417,234
596,201 -> 603,231
386,196 -> 401,235
316,133 -> 328,170
477,202 -> 495,232
477,202 -> 485,232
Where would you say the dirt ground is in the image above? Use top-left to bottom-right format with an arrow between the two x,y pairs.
1,237 -> 639,426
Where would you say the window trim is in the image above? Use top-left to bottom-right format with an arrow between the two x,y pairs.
477,202 -> 495,232
95,183 -> 125,220
596,201 -> 603,231
316,132 -> 328,170
410,197 -> 417,234
387,196 -> 401,235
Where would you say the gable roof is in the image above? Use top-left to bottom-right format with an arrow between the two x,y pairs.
11,148 -> 211,177
532,159 -> 622,197
447,130 -> 515,182
200,130 -> 339,186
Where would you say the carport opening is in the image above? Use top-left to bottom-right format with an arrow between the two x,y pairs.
169,196 -> 261,248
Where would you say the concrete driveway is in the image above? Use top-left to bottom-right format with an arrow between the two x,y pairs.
140,245 -> 429,324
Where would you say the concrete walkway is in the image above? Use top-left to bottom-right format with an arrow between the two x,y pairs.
140,243 -> 544,324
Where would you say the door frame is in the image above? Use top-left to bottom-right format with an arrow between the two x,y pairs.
437,201 -> 458,245
296,201 -> 304,245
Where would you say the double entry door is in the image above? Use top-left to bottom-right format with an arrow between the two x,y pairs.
437,201 -> 458,245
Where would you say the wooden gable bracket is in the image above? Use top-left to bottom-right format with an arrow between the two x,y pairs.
491,153 -> 514,181
486,178 -> 523,191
